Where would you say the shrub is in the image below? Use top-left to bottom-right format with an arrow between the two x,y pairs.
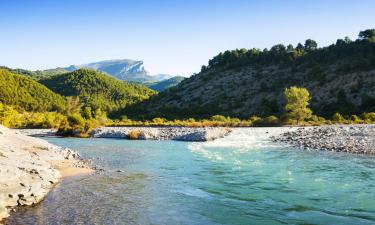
253,116 -> 279,127
350,115 -> 362,123
67,113 -> 86,129
210,115 -> 228,122
332,112 -> 345,122
361,112 -> 375,122
128,129 -> 141,139
152,117 -> 167,124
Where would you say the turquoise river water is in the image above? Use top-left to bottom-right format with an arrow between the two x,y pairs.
6,128 -> 375,225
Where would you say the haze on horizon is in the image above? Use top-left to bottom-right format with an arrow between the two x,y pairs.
1,0 -> 375,76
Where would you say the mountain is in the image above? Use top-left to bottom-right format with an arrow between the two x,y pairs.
64,59 -> 183,85
0,69 -> 66,112
123,29 -> 375,119
148,76 -> 185,92
152,74 -> 174,81
65,59 -> 159,83
40,69 -> 156,115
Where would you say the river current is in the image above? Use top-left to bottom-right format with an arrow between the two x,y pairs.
7,128 -> 375,225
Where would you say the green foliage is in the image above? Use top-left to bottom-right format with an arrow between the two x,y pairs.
0,102 -> 19,127
284,87 -> 313,124
332,112 -> 345,122
210,115 -> 229,122
304,39 -> 318,52
252,116 -> 280,126
361,112 -> 375,122
0,69 -> 66,112
124,29 -> 375,120
0,102 -> 66,128
205,29 -> 375,72
40,69 -> 156,116
359,29 -> 375,42
0,66 -> 68,80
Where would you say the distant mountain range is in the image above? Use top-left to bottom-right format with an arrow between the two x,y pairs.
1,59 -> 184,92
64,59 -> 181,90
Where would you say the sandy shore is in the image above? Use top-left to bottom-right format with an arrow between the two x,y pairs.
0,125 -> 93,223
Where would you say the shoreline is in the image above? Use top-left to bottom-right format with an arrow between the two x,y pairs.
272,124 -> 375,154
18,124 -> 375,154
19,126 -> 233,142
0,125 -> 94,223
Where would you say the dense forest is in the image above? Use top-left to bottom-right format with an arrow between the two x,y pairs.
123,29 -> 375,119
40,69 -> 156,115
0,69 -> 66,112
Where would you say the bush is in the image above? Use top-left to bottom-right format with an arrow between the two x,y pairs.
362,112 -> 375,122
67,113 -> 86,129
128,129 -> 141,139
210,115 -> 228,122
253,116 -> 279,126
332,112 -> 345,122
152,117 -> 167,124
350,115 -> 362,123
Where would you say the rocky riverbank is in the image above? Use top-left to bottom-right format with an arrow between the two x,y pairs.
272,125 -> 375,154
91,126 -> 232,141
0,125 -> 93,222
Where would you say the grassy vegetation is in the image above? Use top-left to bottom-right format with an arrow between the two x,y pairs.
108,113 -> 375,127
2,100 -> 375,139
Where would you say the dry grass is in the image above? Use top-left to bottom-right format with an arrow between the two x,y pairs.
128,129 -> 142,140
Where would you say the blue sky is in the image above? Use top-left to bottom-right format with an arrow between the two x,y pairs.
1,0 -> 375,76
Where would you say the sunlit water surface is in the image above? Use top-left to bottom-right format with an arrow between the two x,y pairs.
7,128 -> 375,225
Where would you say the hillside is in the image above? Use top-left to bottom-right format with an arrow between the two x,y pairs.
148,76 -> 185,91
40,69 -> 156,115
0,66 -> 68,80
0,69 -> 66,112
124,30 -> 375,119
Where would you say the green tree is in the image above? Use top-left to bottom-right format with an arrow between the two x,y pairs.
284,86 -> 313,124
359,29 -> 375,42
65,96 -> 82,115
83,106 -> 93,119
304,39 -> 318,51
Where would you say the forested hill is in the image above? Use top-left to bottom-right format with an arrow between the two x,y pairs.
0,69 -> 66,112
124,29 -> 375,119
0,66 -> 68,80
40,69 -> 157,115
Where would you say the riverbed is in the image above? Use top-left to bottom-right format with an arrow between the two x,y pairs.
6,128 -> 375,225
